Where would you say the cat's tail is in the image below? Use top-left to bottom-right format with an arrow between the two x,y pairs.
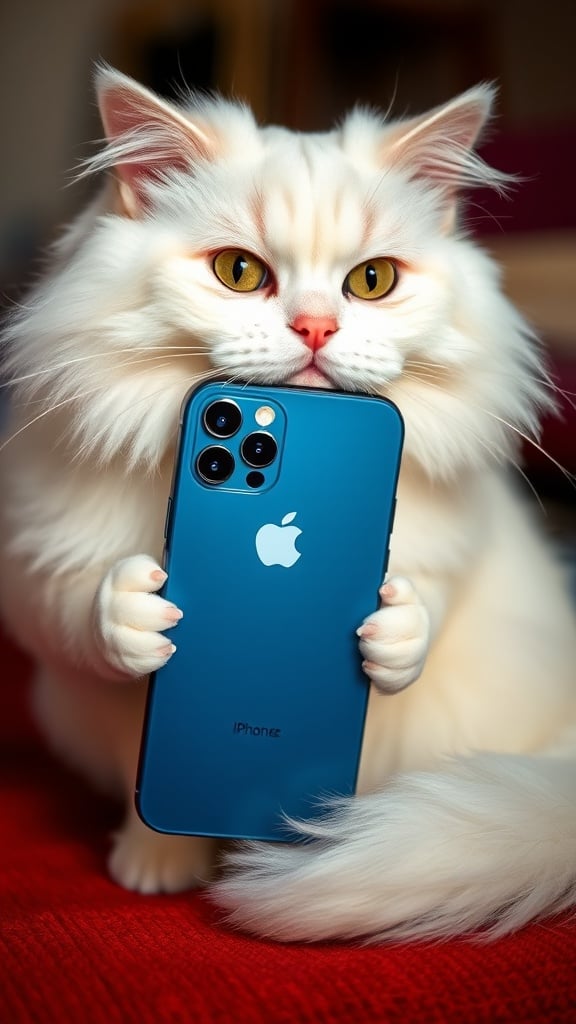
213,752 -> 576,942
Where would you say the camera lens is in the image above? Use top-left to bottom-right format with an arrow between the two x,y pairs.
240,431 -> 278,468
203,400 -> 242,438
196,446 -> 235,484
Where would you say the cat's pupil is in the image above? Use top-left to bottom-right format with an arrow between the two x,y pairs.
233,255 -> 248,284
365,265 -> 377,292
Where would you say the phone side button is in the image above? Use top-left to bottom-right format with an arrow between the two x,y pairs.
164,497 -> 173,541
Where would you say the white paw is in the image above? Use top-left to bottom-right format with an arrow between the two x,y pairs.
94,554 -> 183,677
109,815 -> 217,894
357,576 -> 429,693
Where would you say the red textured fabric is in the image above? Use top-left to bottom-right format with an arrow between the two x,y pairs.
1,632 -> 575,1024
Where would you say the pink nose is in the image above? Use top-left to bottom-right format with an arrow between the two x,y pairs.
290,315 -> 338,352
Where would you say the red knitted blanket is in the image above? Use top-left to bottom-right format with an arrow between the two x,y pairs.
1,632 -> 575,1023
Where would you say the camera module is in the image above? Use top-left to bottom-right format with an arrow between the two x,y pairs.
196,445 -> 235,484
240,431 -> 278,469
203,400 -> 242,439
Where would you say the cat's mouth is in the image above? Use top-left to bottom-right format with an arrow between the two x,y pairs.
287,366 -> 333,389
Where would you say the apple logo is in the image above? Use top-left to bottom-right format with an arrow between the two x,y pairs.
255,512 -> 302,568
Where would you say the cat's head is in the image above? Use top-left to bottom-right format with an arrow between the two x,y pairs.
8,68 -> 548,476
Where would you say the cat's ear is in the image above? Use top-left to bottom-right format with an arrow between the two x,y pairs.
384,85 -> 509,229
93,66 -> 215,216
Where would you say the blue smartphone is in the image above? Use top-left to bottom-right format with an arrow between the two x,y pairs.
136,381 -> 404,841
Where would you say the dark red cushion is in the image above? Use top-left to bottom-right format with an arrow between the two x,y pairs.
1,631 -> 575,1023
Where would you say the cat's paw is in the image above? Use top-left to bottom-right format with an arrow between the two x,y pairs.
94,554 -> 183,678
109,813 -> 217,894
357,576 -> 429,693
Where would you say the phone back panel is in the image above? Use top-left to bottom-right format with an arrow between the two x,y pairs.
136,382 -> 403,840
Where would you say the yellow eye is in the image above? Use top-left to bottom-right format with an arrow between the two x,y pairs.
344,258 -> 397,300
213,250 -> 268,292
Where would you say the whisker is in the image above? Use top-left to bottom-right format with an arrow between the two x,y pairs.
401,372 -> 512,464
70,365 -> 177,463
0,381 -> 114,453
405,357 -> 574,416
70,364 -> 228,464
400,372 -> 547,511
405,359 -> 450,369
1,352 -> 216,451
10,351 -> 215,409
402,366 -> 575,502
406,355 -> 564,383
532,378 -> 576,413
403,362 -> 453,381
482,409 -> 575,488
1,344 -> 211,390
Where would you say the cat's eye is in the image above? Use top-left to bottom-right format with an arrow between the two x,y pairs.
344,258 -> 397,301
212,250 -> 268,293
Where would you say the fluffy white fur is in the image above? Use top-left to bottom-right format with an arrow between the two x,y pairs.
1,67 -> 575,941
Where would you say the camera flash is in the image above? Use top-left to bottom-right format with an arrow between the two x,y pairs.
255,405 -> 275,427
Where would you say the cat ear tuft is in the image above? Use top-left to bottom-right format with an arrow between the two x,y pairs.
383,85 -> 513,225
89,65 -> 216,215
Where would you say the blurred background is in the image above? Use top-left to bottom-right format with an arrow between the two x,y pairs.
0,0 -> 574,539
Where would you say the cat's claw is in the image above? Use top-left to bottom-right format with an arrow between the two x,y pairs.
94,554 -> 182,677
357,575 -> 429,693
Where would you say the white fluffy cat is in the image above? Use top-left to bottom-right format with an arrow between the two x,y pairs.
1,67 -> 575,942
